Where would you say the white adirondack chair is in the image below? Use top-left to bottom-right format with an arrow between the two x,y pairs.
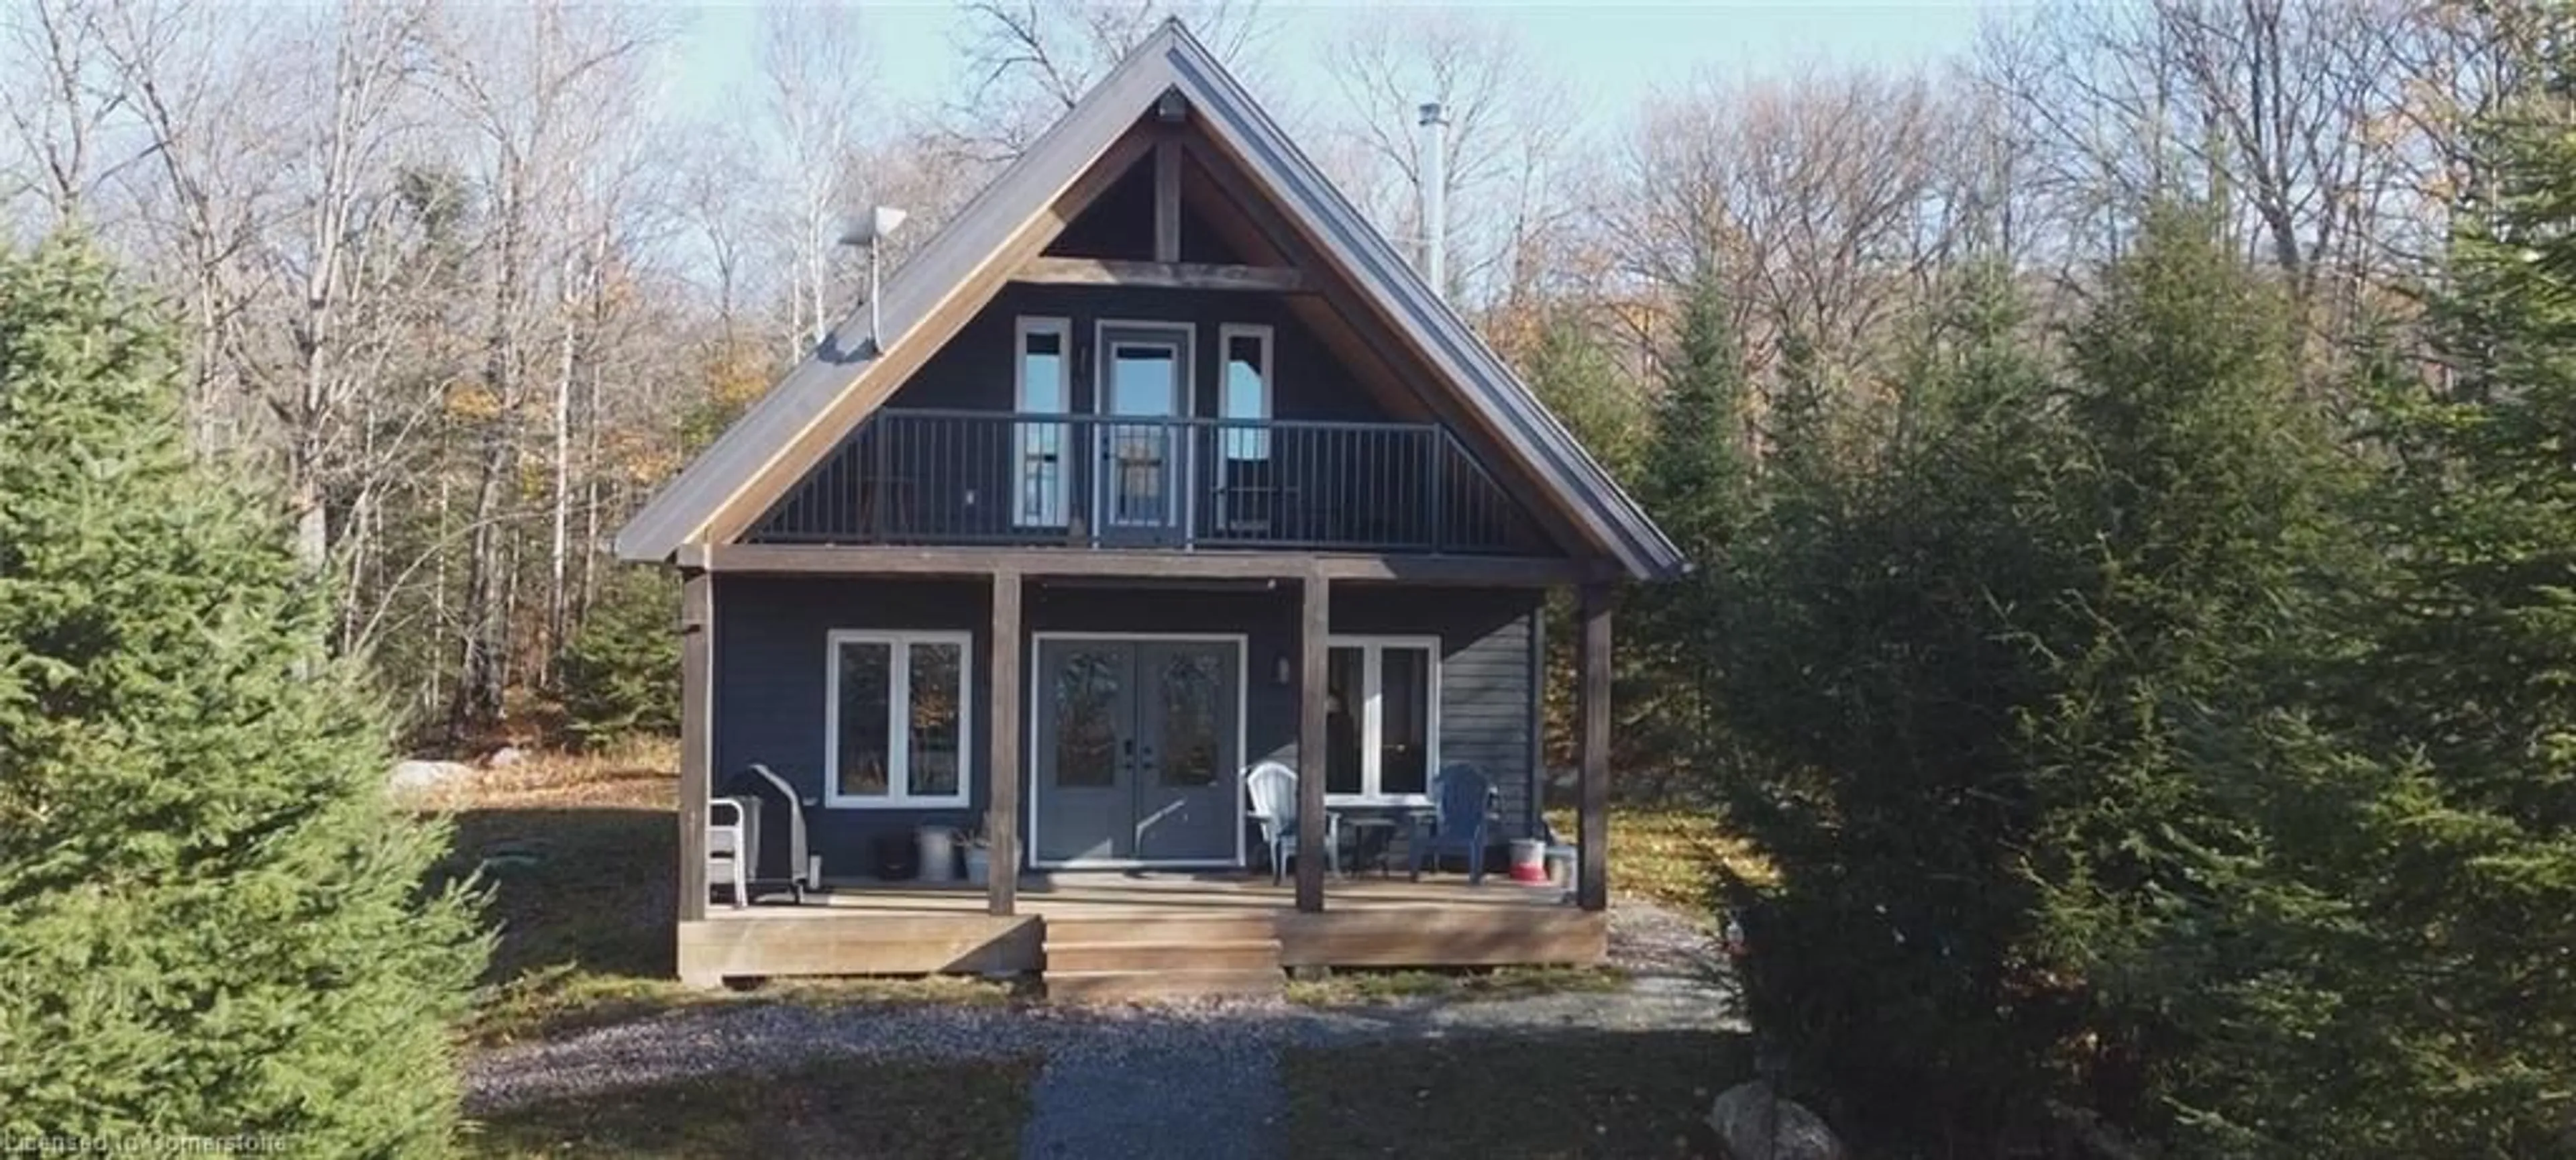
1242,761 -> 1339,884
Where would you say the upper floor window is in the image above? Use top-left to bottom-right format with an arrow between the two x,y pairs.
1015,317 -> 1071,526
1219,323 -> 1271,462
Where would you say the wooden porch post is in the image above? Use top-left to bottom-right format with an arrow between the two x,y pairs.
986,570 -> 1023,916
677,568 -> 713,925
1576,580 -> 1612,912
1296,568 -> 1331,912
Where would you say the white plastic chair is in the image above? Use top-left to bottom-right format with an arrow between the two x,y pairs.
1243,761 -> 1339,884
707,797 -> 751,908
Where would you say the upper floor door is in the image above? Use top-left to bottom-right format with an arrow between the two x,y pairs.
1095,322 -> 1193,545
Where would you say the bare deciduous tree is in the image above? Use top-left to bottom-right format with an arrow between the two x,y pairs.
1613,64 -> 1960,397
758,2 -> 875,354
1314,11 -> 1585,313
952,0 -> 1269,158
1977,0 -> 2434,327
0,0 -> 127,229
426,0 -> 669,730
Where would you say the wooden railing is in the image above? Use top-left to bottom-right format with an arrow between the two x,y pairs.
749,409 -> 1527,554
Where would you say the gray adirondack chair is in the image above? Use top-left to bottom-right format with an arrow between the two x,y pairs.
1244,761 -> 1339,884
1407,761 -> 1494,884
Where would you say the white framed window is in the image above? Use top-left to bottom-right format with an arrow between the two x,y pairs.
1014,317 -> 1072,527
825,629 -> 973,808
1323,635 -> 1439,804
1217,323 -> 1271,462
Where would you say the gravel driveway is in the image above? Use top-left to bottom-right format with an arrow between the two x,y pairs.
467,900 -> 1735,1159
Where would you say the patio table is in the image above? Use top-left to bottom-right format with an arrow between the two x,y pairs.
1332,807 -> 1437,876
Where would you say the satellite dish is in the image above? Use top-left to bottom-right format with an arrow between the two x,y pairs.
839,205 -> 908,248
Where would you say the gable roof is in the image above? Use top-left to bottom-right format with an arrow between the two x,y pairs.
615,19 -> 1685,580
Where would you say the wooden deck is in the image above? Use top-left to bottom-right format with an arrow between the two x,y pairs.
676,872 -> 1603,991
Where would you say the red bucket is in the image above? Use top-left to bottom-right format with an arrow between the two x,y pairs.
1507,839 -> 1549,883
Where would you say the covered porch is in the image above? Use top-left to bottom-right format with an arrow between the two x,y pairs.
670,549 -> 1617,990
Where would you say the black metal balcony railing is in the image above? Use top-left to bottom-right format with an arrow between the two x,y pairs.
751,409 -> 1530,554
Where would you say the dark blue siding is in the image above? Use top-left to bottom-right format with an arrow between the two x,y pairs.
883,283 -> 1390,422
749,282 -> 1562,557
710,576 -> 1543,876
1044,158 -> 1245,264
712,576 -> 990,872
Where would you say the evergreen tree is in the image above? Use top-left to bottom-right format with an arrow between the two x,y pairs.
1763,328 -> 1832,487
2023,204 -> 2371,1149
558,567 -> 681,747
1640,271 -> 1752,560
2299,48 -> 2576,1149
1521,309 -> 1655,774
2017,174 -> 2576,1154
1714,266 -> 2090,1147
0,238 -> 486,1153
1714,215 -> 2406,1153
1521,309 -> 1648,486
1629,271 -> 1754,781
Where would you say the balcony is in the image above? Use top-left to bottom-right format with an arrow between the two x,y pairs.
748,409 -> 1532,555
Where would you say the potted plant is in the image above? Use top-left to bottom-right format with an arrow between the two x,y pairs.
959,825 -> 992,886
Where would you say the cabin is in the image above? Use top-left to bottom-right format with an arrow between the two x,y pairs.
615,20 -> 1684,998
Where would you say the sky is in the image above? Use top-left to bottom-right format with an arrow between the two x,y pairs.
663,2 -> 2006,139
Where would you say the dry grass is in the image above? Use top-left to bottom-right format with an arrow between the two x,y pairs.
437,739 -> 681,812
423,741 -> 1025,1045
1546,803 -> 1769,923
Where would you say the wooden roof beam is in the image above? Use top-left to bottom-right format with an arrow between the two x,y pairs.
1014,256 -> 1306,292
1154,136 -> 1183,262
682,543 -> 1601,586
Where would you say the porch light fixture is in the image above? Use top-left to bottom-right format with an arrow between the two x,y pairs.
1274,652 -> 1293,686
839,205 -> 909,353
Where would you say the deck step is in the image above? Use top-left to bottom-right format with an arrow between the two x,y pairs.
1044,938 -> 1283,974
1045,967 -> 1285,1003
1041,913 -> 1277,944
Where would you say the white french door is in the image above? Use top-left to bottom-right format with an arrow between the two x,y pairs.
1093,322 -> 1193,543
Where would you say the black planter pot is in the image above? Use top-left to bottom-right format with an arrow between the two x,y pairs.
871,832 -> 919,881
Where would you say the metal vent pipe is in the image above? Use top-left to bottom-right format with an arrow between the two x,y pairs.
1418,101 -> 1448,297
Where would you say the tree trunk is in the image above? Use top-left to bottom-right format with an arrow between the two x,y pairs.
453,433 -> 513,737
546,258 -> 577,684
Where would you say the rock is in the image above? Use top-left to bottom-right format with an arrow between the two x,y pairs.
387,759 -> 474,794
484,745 -> 528,769
1707,1082 -> 1847,1160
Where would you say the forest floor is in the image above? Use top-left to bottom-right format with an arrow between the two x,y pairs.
427,744 -> 1758,1157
